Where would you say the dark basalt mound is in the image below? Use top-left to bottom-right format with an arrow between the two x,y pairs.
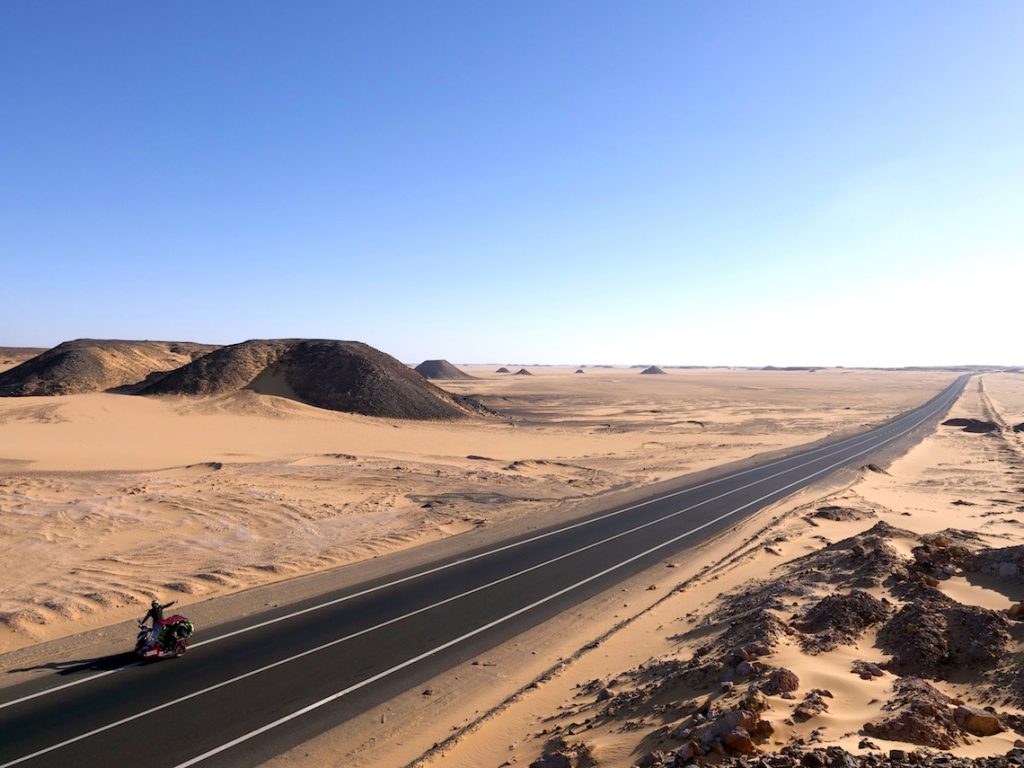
794,590 -> 892,653
790,521 -> 914,588
863,678 -> 972,749
965,544 -> 1024,581
942,418 -> 999,433
140,339 -> 493,420
413,359 -> 475,380
640,366 -> 666,375
812,505 -> 876,522
495,367 -> 510,373
574,369 -> 584,374
0,339 -> 219,396
878,588 -> 1009,679
1014,422 -> 1024,433
513,368 -> 532,376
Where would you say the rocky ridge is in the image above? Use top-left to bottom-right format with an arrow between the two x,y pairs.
528,521 -> 1024,768
140,339 -> 495,419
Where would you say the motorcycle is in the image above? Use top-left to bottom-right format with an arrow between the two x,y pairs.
135,614 -> 195,659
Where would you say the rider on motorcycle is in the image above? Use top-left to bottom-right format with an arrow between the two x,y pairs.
141,599 -> 176,651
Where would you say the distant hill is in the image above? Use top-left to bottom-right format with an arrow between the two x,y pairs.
513,368 -> 532,376
414,359 -> 475,380
0,347 -> 47,371
495,367 -> 510,373
141,339 -> 492,419
0,339 -> 218,396
640,366 -> 667,375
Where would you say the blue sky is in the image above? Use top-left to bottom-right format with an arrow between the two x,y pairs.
2,2 -> 1021,366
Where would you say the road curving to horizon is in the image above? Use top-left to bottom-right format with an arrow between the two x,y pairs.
0,375 -> 970,768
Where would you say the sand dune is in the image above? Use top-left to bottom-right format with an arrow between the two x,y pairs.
405,373 -> 1024,768
0,368 -> 954,656
0,339 -> 217,396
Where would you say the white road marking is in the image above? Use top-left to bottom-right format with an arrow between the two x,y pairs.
172,394 -> 957,767
0,393 -> 919,711
0,382 -> 962,768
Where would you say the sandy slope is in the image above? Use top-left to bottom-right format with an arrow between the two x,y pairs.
0,370 -> 950,659
0,369 -> 951,654
375,373 -> 1024,768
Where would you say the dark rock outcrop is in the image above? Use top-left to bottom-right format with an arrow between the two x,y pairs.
966,545 -> 1024,582
863,678 -> 971,749
762,667 -> 800,694
794,590 -> 891,653
954,705 -> 1004,736
141,339 -> 493,420
0,339 -> 218,396
413,359 -> 475,380
812,505 -> 876,522
878,589 -> 1009,679
942,418 -> 999,433
640,366 -> 667,375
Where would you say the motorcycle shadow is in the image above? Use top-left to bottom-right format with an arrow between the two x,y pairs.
7,651 -> 139,677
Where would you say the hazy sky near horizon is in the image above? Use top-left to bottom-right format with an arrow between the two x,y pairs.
2,2 -> 1021,366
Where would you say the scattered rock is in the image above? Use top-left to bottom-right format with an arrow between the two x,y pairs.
863,678 -> 970,749
851,660 -> 885,680
529,753 -> 572,768
878,589 -> 1009,679
812,505 -> 877,522
909,536 -> 973,582
723,727 -> 756,754
942,418 -> 999,433
788,522 -> 913,589
794,690 -> 831,721
954,705 -> 1004,736
794,590 -> 891,653
763,668 -> 800,695
966,545 -> 1024,583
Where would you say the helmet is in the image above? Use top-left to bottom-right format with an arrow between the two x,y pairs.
151,599 -> 159,608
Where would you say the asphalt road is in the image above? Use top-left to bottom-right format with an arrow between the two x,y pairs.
0,375 -> 968,768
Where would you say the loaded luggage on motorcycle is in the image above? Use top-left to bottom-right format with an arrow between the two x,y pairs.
135,613 -> 195,658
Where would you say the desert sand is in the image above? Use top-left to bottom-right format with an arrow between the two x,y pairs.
345,373 -> 1022,768
0,366 -> 954,657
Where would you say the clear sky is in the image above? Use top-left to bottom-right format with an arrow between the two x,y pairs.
2,2 -> 1021,366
